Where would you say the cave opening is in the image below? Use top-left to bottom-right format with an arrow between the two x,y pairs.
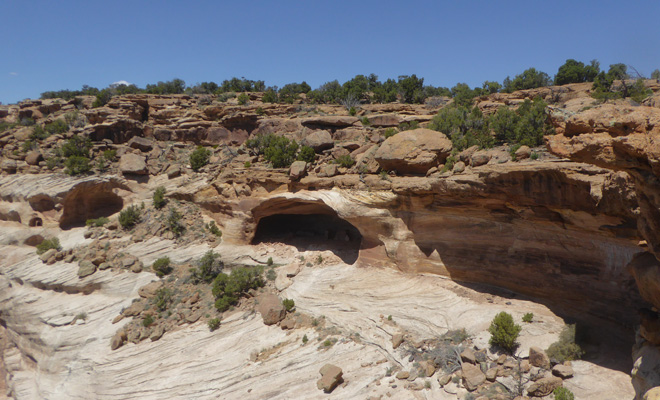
252,213 -> 362,264
59,185 -> 124,229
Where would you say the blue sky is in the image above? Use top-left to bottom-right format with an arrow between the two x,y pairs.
2,0 -> 659,104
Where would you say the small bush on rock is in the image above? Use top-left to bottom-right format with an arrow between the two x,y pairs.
206,220 -> 222,237
36,237 -> 61,255
86,217 -> 109,227
334,154 -> 355,168
208,317 -> 221,331
30,125 -> 49,140
282,298 -> 295,312
154,288 -> 172,311
153,186 -> 167,209
212,266 -> 265,312
297,145 -> 316,163
522,313 -> 534,323
546,324 -> 584,362
64,155 -> 91,175
553,387 -> 575,400
142,314 -> 154,327
152,257 -> 173,277
488,311 -> 521,353
166,207 -> 185,236
190,146 -> 211,171
119,205 -> 141,229
192,250 -> 224,283
44,120 -> 69,135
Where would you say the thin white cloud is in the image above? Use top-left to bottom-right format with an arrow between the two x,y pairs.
9,72 -> 18,76
111,80 -> 131,86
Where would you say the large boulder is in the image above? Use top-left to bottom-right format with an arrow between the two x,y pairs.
289,161 -> 307,180
317,364 -> 343,393
462,363 -> 486,391
374,128 -> 452,174
367,114 -> 401,127
256,293 -> 286,325
527,376 -> 562,397
301,130 -> 333,152
119,153 -> 148,175
529,346 -> 551,369
127,136 -> 154,152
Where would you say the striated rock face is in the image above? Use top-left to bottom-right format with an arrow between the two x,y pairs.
193,160 -> 644,325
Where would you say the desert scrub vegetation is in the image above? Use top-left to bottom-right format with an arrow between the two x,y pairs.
553,387 -> 575,400
282,298 -> 295,312
245,133 -> 303,168
119,205 -> 141,229
488,311 -> 521,353
296,145 -> 316,163
429,96 -> 554,152
86,217 -> 109,227
36,237 -> 61,254
208,317 -> 221,332
546,324 -> 584,362
212,266 -> 265,312
166,207 -> 185,236
334,154 -> 355,168
522,312 -> 534,323
190,146 -> 211,171
191,250 -> 224,284
206,220 -> 222,237
152,256 -> 173,277
153,287 -> 173,311
59,136 -> 93,175
152,186 -> 167,209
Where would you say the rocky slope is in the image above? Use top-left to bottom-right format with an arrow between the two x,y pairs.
1,81 -> 659,399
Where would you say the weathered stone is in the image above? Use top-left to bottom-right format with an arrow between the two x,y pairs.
40,249 -> 57,263
121,256 -> 137,268
486,367 -> 498,381
317,364 -> 343,393
462,363 -> 486,391
165,164 -> 181,179
130,262 -> 143,273
526,376 -> 562,397
318,163 -> 338,177
256,293 -> 286,325
552,364 -> 574,379
98,262 -> 111,270
119,153 -> 148,175
301,130 -> 333,152
471,150 -> 492,167
374,128 -> 452,174
392,333 -> 404,349
396,371 -> 410,380
461,347 -> 477,364
138,281 -> 164,298
453,160 -> 466,173
289,161 -> 307,180
368,114 -> 401,127
150,326 -> 165,341
110,331 -> 125,350
529,346 -> 551,369
280,315 -> 296,330
302,116 -> 358,128
644,387 -> 660,400
127,136 -> 154,152
25,151 -> 43,165
1,159 -> 17,173
77,260 -> 96,278
514,145 -> 531,160
437,374 -> 451,386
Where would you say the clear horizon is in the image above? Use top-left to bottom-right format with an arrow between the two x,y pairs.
2,0 -> 659,104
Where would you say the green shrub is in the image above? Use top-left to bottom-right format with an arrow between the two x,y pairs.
153,186 -> 167,209
103,149 -> 117,161
441,328 -> 469,344
243,161 -> 251,168
206,220 -> 222,237
86,217 -> 109,227
20,118 -> 35,126
166,207 -> 185,236
546,324 -> 584,362
264,136 -> 299,168
142,314 -> 154,327
0,121 -> 17,132
36,237 -> 61,255
267,257 -> 274,266
282,298 -> 295,312
553,387 -> 575,400
64,156 -> 91,175
488,312 -> 521,353
297,145 -> 316,163
429,105 -> 493,151
190,146 -> 211,171
441,155 -> 457,173
60,136 -> 92,158
554,59 -> 600,85
192,250 -> 224,283
349,106 -> 357,116
302,334 -> 309,344
152,256 -> 173,277
44,120 -> 69,135
237,93 -> 249,105
334,154 -> 355,168
383,128 -> 397,138
21,140 -> 36,152
212,266 -> 265,311
208,317 -> 221,331
153,287 -> 172,311
398,121 -> 419,131
522,313 -> 534,323
30,125 -> 49,140
262,90 -> 278,103
502,67 -> 552,92
119,205 -> 141,229
360,116 -> 370,126
530,151 -> 539,160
